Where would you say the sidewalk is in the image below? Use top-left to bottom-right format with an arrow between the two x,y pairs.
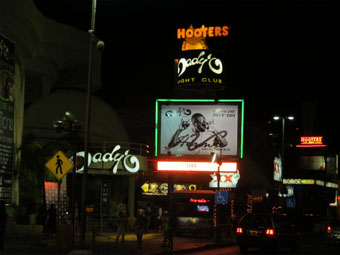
2,225 -> 235,255
70,231 -> 233,255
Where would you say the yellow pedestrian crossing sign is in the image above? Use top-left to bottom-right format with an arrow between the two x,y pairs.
45,150 -> 73,180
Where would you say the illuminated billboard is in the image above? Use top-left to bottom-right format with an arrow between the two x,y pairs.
175,50 -> 225,90
155,99 -> 244,158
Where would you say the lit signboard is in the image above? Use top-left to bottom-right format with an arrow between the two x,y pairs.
157,161 -> 237,172
209,171 -> 240,188
175,50 -> 225,90
282,179 -> 338,189
155,99 -> 244,158
296,136 -> 327,148
72,145 -> 148,175
273,157 -> 282,182
177,25 -> 230,39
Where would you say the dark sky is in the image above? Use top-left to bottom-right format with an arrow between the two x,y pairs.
34,0 -> 340,145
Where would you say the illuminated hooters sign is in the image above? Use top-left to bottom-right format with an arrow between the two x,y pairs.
71,145 -> 147,175
177,25 -> 230,39
157,161 -> 237,172
296,136 -> 327,148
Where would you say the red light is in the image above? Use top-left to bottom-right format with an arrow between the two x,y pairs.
265,228 -> 275,236
327,226 -> 332,233
236,227 -> 243,234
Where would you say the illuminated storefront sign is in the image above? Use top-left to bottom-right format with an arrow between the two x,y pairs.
175,50 -> 225,90
177,25 -> 230,39
296,136 -> 327,148
283,178 -> 338,188
157,161 -> 237,172
209,171 -> 240,188
141,182 -> 198,196
73,145 -> 147,174
190,198 -> 210,203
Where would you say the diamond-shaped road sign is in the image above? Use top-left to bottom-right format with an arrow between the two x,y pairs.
45,150 -> 73,181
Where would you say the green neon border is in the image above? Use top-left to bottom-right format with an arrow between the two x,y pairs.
155,99 -> 244,158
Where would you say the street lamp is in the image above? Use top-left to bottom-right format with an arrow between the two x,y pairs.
80,0 -> 105,248
272,115 -> 294,180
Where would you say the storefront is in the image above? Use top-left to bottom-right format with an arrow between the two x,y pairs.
70,142 -> 149,227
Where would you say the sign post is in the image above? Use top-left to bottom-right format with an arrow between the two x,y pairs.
45,150 -> 74,252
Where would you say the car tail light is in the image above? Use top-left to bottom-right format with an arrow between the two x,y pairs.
327,226 -> 332,233
236,227 -> 243,234
265,228 -> 275,236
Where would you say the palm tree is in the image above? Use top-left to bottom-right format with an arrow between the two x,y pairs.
15,133 -> 72,223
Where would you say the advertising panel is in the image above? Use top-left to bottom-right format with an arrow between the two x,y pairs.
175,50 -> 225,90
273,156 -> 282,182
155,99 -> 244,158
0,34 -> 15,203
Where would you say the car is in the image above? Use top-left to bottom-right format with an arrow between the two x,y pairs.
326,220 -> 340,244
235,212 -> 300,253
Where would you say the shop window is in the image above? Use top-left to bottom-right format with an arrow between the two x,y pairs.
299,156 -> 325,170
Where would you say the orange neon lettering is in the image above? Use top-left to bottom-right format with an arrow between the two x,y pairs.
222,26 -> 229,36
186,28 -> 194,38
208,26 -> 214,37
215,26 -> 222,36
177,28 -> 186,39
194,28 -> 203,37
201,26 -> 208,37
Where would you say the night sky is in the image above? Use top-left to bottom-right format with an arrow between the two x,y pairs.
33,0 -> 340,147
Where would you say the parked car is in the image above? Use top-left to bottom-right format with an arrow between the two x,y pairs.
326,220 -> 340,244
235,212 -> 300,253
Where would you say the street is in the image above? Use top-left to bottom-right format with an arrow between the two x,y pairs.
177,233 -> 340,255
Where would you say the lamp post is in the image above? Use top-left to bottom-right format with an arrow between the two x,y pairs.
273,116 -> 294,181
80,0 -> 105,248
212,143 -> 222,242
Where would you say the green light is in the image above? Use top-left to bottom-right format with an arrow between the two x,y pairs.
155,100 -> 159,156
156,98 -> 215,103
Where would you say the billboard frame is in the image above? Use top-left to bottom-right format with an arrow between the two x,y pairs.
155,99 -> 244,159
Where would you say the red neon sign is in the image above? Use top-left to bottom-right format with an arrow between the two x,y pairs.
190,198 -> 210,203
296,136 -> 327,148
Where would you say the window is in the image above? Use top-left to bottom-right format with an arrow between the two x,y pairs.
299,156 -> 325,170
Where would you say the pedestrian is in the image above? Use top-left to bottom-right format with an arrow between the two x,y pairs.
46,204 -> 56,236
0,200 -> 7,251
157,206 -> 163,233
145,204 -> 151,233
115,211 -> 128,244
160,210 -> 170,247
134,207 -> 146,249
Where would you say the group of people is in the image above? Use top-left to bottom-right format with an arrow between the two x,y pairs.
115,206 -> 173,249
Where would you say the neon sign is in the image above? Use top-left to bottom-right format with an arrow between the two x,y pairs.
73,145 -> 141,174
157,161 -> 237,172
190,198 -> 210,203
177,25 -> 230,39
296,136 -> 327,148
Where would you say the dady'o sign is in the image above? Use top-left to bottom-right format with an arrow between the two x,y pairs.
175,50 -> 225,90
71,145 -> 148,175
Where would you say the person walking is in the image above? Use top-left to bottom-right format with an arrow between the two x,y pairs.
0,200 -> 7,251
46,204 -> 56,236
134,207 -> 146,249
160,210 -> 171,247
115,212 -> 128,244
